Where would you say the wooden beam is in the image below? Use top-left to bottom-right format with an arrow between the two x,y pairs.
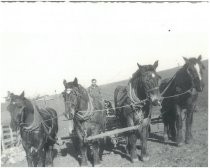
86,118 -> 149,141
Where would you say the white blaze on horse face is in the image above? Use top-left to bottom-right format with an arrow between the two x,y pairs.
152,73 -> 155,78
66,88 -> 72,94
195,63 -> 202,80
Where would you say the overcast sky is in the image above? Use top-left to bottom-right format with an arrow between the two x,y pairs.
0,2 -> 209,101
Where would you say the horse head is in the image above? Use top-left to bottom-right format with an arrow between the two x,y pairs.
133,60 -> 161,106
62,77 -> 82,120
7,91 -> 27,131
183,55 -> 205,92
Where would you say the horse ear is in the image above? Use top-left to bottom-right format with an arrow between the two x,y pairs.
20,91 -> 25,98
10,93 -> 14,98
183,57 -> 189,63
137,63 -> 141,69
73,77 -> 78,86
63,79 -> 67,87
153,60 -> 159,70
197,55 -> 202,61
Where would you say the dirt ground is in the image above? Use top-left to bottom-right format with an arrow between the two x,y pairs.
3,105 -> 208,167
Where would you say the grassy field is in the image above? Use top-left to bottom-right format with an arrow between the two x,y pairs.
1,60 -> 208,167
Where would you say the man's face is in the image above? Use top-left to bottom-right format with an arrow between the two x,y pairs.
92,80 -> 96,86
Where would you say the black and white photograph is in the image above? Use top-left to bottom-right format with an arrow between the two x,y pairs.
0,1 -> 208,167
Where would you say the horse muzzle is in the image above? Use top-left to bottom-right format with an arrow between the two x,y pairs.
10,122 -> 18,131
194,78 -> 204,92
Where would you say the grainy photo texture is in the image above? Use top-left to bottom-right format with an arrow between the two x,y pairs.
0,1 -> 208,167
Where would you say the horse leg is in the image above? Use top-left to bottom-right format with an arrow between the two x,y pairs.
39,147 -> 46,167
163,122 -> 169,142
140,125 -> 149,161
170,119 -> 176,141
99,138 -> 105,161
92,141 -> 101,166
25,150 -> 33,167
47,146 -> 54,167
185,107 -> 194,144
80,142 -> 88,166
127,132 -> 138,163
175,105 -> 184,146
22,143 -> 33,166
161,108 -> 169,142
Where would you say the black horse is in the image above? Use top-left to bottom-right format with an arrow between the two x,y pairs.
160,55 -> 205,146
114,61 -> 161,162
62,78 -> 106,166
7,92 -> 58,166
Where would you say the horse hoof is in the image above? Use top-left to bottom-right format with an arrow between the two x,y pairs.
141,156 -> 150,162
185,139 -> 193,144
131,158 -> 139,163
80,162 -> 88,167
94,163 -> 102,167
177,142 -> 184,147
163,136 -> 168,142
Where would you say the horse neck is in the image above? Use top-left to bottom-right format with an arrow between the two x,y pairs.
163,67 -> 192,96
175,67 -> 192,90
22,99 -> 35,126
77,87 -> 90,111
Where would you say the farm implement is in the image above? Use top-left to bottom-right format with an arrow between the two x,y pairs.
57,113 -> 163,147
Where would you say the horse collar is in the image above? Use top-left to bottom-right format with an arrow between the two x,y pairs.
128,82 -> 141,104
19,106 -> 26,127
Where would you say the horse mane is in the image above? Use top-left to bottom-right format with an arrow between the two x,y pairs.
23,98 -> 34,113
131,65 -> 155,82
183,57 -> 199,67
64,80 -> 89,102
77,84 -> 89,102
129,65 -> 154,99
161,62 -> 192,96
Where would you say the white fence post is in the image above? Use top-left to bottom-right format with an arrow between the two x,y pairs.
1,125 -> 5,151
9,126 -> 14,146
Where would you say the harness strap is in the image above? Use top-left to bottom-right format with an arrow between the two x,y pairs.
75,94 -> 95,121
128,82 -> 141,104
22,104 -> 42,131
160,88 -> 192,100
160,74 -> 176,97
127,82 -> 148,106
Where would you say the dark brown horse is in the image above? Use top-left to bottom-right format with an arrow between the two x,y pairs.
114,61 -> 161,162
7,92 -> 58,166
62,78 -> 106,166
160,55 -> 205,146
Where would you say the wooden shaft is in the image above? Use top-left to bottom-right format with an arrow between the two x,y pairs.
86,118 -> 149,141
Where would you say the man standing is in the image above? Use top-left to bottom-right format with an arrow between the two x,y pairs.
88,79 -> 102,100
87,79 -> 103,108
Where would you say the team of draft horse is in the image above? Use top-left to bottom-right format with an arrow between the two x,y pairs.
7,55 -> 205,166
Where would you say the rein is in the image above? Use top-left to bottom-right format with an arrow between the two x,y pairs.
160,66 -> 195,101
160,87 -> 193,100
74,94 -> 94,121
18,104 -> 57,143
